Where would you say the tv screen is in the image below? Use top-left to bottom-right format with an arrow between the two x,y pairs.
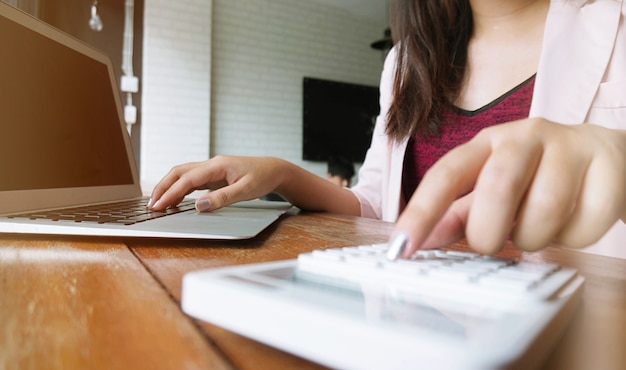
302,77 -> 380,162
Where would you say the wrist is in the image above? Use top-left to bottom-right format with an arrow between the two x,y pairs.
271,158 -> 300,195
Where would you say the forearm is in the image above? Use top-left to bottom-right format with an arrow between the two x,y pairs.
275,159 -> 361,216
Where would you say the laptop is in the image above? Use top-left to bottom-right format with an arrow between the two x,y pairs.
0,2 -> 291,240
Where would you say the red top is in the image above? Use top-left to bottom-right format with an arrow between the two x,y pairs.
402,75 -> 536,201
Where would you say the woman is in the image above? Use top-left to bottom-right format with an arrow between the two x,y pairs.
149,0 -> 626,258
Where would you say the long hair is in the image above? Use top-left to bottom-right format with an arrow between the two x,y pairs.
386,0 -> 473,140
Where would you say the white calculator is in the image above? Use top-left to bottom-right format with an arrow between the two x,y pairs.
182,244 -> 584,370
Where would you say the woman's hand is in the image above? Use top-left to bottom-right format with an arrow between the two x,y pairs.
148,156 -> 290,212
148,155 -> 362,216
392,118 -> 626,257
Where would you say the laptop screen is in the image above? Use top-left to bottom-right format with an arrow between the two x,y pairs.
0,11 -> 134,192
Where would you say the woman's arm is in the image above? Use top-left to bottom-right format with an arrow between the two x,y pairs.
148,155 -> 361,216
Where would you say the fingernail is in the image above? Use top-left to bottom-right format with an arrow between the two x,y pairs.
196,198 -> 211,212
146,197 -> 153,208
387,233 -> 408,261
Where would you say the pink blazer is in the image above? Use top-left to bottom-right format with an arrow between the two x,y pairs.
350,0 -> 626,258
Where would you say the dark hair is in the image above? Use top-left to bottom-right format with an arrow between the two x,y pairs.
327,155 -> 355,180
386,0 -> 472,140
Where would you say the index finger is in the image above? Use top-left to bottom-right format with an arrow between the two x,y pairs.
149,162 -> 212,210
393,136 -> 491,258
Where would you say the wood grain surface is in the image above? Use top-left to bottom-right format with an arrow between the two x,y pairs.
1,211 -> 624,369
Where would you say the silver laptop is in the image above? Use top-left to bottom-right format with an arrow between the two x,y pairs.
0,3 -> 291,239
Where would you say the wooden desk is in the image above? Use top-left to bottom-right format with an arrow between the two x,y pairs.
1,212 -> 624,369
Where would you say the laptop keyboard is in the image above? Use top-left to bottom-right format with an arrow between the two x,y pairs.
296,244 -> 577,304
5,197 -> 196,226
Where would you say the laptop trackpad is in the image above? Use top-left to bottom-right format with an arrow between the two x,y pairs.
129,202 -> 292,239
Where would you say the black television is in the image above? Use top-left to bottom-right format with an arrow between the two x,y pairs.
302,77 -> 380,162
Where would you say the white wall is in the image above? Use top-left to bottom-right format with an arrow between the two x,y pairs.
211,0 -> 386,179
141,0 -> 386,190
140,0 -> 212,192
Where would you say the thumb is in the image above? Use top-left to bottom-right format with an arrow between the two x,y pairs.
420,200 -> 469,249
194,187 -> 237,212
421,193 -> 472,249
393,193 -> 472,258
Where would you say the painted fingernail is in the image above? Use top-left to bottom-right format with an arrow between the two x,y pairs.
387,233 -> 408,261
196,198 -> 211,212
